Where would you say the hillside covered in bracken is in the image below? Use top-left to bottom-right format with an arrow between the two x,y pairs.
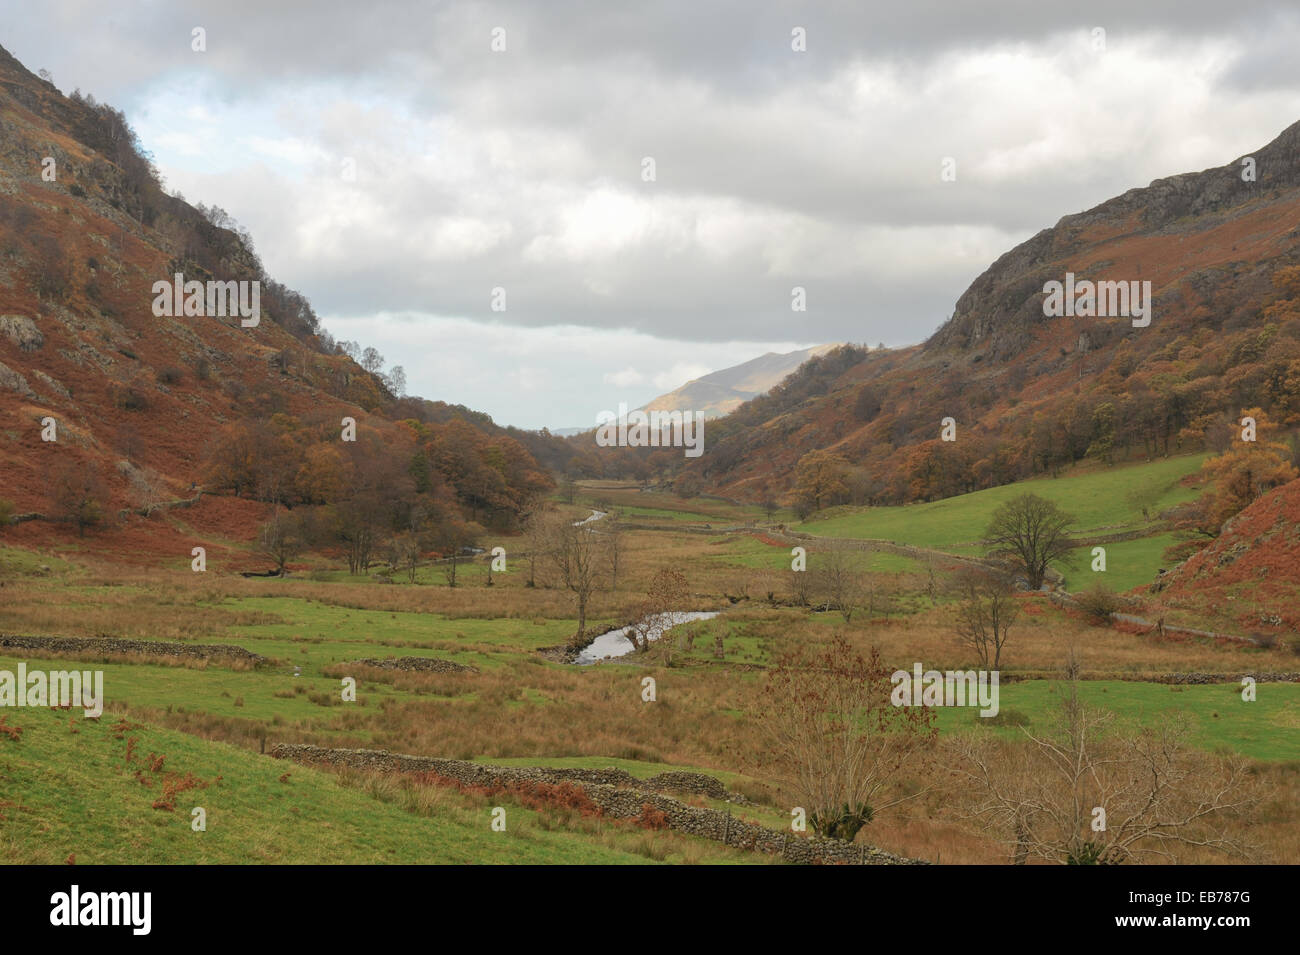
1152,476 -> 1300,632
0,44 -> 552,566
571,120 -> 1300,513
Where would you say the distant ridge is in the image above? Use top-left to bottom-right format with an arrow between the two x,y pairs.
641,344 -> 842,420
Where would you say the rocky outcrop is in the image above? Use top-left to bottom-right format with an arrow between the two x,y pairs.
0,359 -> 34,397
0,314 -> 42,351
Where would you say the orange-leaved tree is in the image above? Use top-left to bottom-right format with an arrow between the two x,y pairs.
1199,408 -> 1297,533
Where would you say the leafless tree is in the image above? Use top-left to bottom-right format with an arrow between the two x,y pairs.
817,544 -> 868,622
50,459 -> 108,536
625,567 -> 689,655
953,570 -> 1020,668
258,508 -> 304,575
550,523 -> 607,644
954,654 -> 1259,864
983,493 -> 1075,590
521,509 -> 559,588
599,510 -> 623,589
760,635 -> 936,841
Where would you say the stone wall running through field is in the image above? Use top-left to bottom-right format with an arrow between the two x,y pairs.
0,633 -> 267,665
271,743 -> 923,865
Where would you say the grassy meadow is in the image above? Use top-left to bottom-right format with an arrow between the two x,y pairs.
1,453 -> 1297,865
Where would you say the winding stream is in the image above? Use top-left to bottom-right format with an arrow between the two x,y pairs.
574,611 -> 720,665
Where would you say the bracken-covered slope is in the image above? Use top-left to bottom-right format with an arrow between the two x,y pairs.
0,43 -> 549,563
661,120 -> 1300,506
1152,477 -> 1300,631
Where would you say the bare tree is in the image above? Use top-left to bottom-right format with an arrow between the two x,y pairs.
818,544 -> 867,622
521,509 -> 559,588
387,531 -> 422,583
258,508 -> 304,575
434,521 -> 478,588
760,635 -> 936,841
955,655 -> 1258,864
983,493 -> 1075,590
953,570 -> 1020,668
788,568 -> 813,608
605,515 -> 624,590
625,567 -> 689,654
550,523 -> 607,644
50,460 -> 108,536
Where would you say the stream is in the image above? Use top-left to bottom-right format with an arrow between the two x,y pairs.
574,610 -> 720,665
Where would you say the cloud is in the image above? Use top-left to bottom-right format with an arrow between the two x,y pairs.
4,0 -> 1300,425
604,367 -> 646,387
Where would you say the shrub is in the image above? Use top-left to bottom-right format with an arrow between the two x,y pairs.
636,803 -> 670,830
1075,583 -> 1121,624
978,707 -> 1030,727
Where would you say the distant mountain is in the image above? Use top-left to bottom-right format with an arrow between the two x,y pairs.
642,344 -> 842,420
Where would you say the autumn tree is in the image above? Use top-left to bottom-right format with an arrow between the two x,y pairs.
1198,408 -> 1298,533
295,444 -> 351,504
760,635 -> 935,841
983,493 -> 1075,591
331,434 -> 415,574
793,450 -> 850,514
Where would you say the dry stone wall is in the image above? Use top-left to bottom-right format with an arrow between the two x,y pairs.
353,656 -> 477,674
0,633 -> 266,664
272,743 -> 923,865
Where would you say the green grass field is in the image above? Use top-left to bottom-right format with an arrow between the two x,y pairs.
935,679 -> 1300,762
3,449 -> 1294,865
0,705 -> 764,864
798,454 -> 1207,590
800,454 -> 1205,548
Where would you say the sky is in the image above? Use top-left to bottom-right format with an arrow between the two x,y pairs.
3,1 -> 1300,429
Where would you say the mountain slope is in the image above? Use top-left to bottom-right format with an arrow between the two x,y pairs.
666,120 -> 1300,507
1153,476 -> 1300,631
0,43 -> 549,560
642,344 -> 842,419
